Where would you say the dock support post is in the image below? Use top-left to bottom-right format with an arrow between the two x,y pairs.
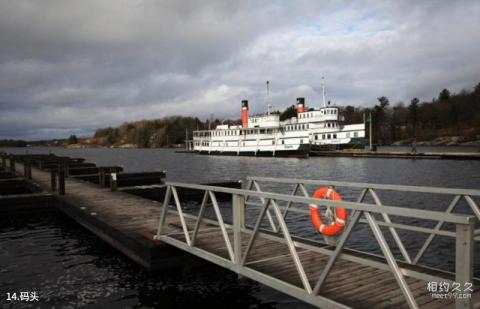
233,194 -> 245,272
24,160 -> 32,179
58,162 -> 65,195
50,169 -> 57,192
99,167 -> 105,187
1,154 -> 6,170
28,161 -> 32,179
110,173 -> 117,191
9,156 -> 15,173
64,161 -> 69,178
455,221 -> 474,309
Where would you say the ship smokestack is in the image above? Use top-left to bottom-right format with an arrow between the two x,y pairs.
241,100 -> 249,128
296,97 -> 305,115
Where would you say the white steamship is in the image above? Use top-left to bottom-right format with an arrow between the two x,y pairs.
192,95 -> 366,157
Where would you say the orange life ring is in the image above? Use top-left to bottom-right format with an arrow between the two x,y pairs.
309,187 -> 347,236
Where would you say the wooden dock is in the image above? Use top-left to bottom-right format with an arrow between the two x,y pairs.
310,150 -> 480,160
1,153 -> 479,308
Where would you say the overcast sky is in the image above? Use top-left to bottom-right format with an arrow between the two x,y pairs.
1,1 -> 480,140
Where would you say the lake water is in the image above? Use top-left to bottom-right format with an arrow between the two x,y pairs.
1,147 -> 479,308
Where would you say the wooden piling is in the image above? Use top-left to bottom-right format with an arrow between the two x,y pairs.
58,162 -> 65,195
50,170 -> 57,192
23,160 -> 32,179
9,156 -> 15,173
1,154 -> 6,170
99,167 -> 105,187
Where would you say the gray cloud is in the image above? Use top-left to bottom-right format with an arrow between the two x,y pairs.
1,0 -> 479,140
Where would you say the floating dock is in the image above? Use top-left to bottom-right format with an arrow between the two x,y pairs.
1,152 -> 479,308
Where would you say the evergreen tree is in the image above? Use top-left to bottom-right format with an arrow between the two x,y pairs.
408,98 -> 419,136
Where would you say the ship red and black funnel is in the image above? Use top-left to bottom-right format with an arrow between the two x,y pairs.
241,100 -> 249,128
296,97 -> 305,114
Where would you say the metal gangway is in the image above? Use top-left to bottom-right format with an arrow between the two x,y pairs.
155,176 -> 480,308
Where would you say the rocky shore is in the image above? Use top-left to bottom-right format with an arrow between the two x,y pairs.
391,136 -> 480,146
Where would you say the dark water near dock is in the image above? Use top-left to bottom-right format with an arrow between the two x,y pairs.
1,146 -> 479,308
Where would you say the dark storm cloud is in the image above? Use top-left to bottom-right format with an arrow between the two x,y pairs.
1,0 -> 479,139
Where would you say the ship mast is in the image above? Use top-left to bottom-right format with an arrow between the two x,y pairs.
266,80 -> 271,115
321,77 -> 326,107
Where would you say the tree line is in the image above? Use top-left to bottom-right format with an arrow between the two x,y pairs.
89,82 -> 480,147
340,82 -> 480,145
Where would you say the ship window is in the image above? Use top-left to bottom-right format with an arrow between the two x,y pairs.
327,134 -> 331,139
281,140 -> 284,144
272,140 -> 275,145
333,134 -> 337,139
243,142 -> 245,146
322,134 -> 325,139
300,139 -> 303,144
315,135 -> 318,140
354,132 -> 358,137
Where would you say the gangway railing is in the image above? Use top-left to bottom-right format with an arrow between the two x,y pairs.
155,180 -> 477,309
246,176 -> 480,264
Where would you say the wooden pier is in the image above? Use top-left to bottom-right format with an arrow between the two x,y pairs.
310,150 -> 480,160
1,153 -> 479,308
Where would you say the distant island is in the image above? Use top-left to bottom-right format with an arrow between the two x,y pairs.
4,82 -> 479,149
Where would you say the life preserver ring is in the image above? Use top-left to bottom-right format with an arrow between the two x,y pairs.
309,187 -> 347,236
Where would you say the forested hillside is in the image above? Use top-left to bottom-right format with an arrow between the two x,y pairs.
340,82 -> 480,145
75,82 -> 480,148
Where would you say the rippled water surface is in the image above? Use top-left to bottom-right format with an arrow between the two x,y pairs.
1,146 -> 479,308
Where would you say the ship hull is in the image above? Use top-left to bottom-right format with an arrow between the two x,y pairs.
197,144 -> 310,158
311,137 -> 366,151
